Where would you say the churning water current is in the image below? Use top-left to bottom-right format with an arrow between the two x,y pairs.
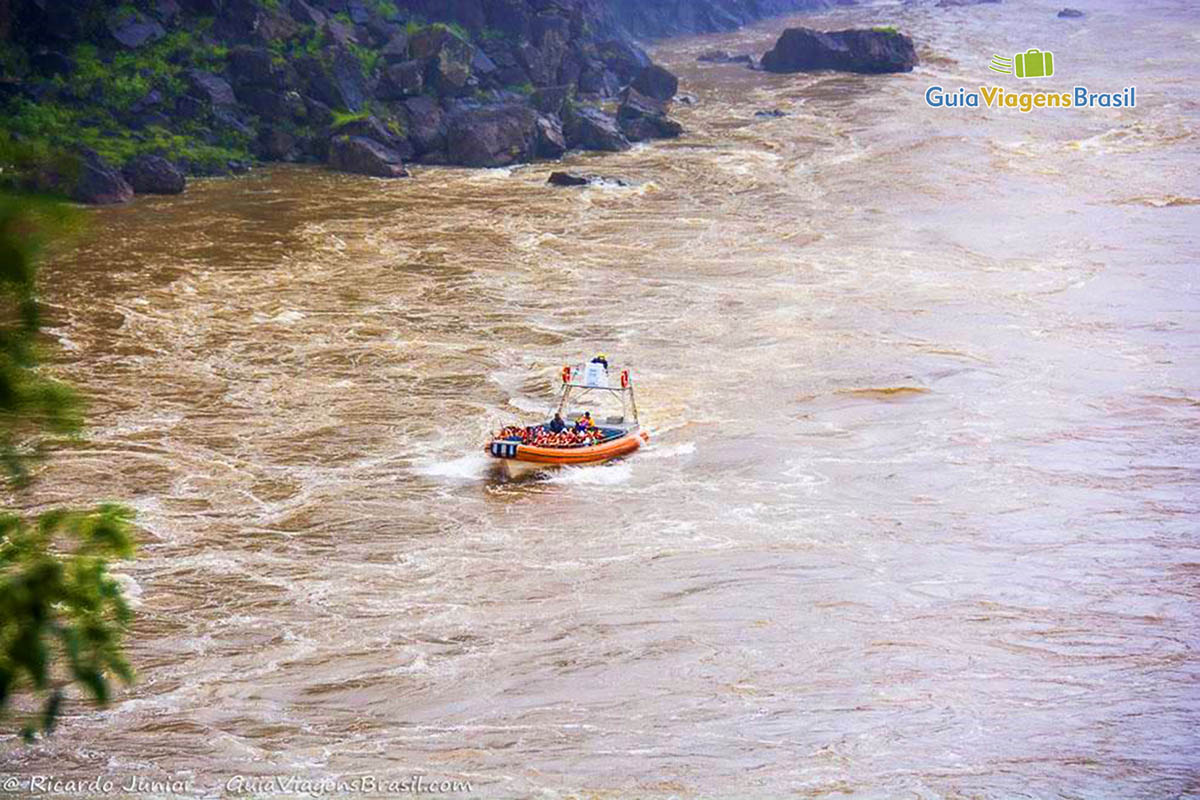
7,0 -> 1200,797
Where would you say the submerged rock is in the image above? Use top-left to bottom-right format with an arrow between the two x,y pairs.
697,49 -> 753,64
328,135 -> 408,177
1057,7 -> 1085,17
547,171 -> 629,187
548,170 -> 589,186
122,154 -> 186,194
761,27 -> 918,74
754,108 -> 789,118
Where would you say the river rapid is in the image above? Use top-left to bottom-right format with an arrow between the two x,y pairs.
6,0 -> 1199,797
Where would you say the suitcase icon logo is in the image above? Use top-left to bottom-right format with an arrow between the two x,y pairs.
989,49 -> 1055,79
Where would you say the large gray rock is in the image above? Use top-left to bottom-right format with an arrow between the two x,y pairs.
107,9 -> 166,48
187,70 -> 236,106
228,46 -> 292,89
445,104 -> 539,168
333,115 -> 413,159
595,38 -> 651,84
403,95 -> 446,156
381,32 -> 410,62
297,49 -> 368,111
563,104 -> 629,152
409,25 -> 474,97
530,84 -> 570,115
234,85 -> 300,119
328,135 -> 408,178
72,151 -> 134,204
761,27 -> 918,74
257,126 -> 299,160
617,87 -> 682,141
289,0 -> 325,26
376,59 -> 424,100
535,113 -> 566,159
631,64 -> 678,102
122,154 -> 186,194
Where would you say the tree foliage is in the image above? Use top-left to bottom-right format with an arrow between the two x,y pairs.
0,192 -> 137,741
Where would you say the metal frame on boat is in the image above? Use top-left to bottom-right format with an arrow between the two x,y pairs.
486,362 -> 648,475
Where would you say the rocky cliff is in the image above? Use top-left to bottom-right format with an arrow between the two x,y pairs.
0,0 -> 848,202
601,0 -> 834,39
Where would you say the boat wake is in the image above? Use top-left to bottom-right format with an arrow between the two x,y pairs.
546,462 -> 634,486
413,454 -> 491,482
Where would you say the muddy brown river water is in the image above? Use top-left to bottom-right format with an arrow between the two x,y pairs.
4,0 -> 1199,797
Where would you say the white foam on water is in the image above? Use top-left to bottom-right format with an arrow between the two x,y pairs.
547,461 -> 633,486
413,453 -> 491,482
640,441 -> 697,460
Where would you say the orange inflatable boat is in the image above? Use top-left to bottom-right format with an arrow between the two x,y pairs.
486,359 -> 648,476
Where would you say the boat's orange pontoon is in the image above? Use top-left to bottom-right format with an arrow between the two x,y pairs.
486,360 -> 648,477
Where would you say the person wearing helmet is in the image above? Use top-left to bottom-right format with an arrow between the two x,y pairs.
591,353 -> 608,369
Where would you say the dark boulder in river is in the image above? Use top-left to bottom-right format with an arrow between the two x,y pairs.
122,154 -> 187,194
1057,7 -> 1085,17
697,49 -> 753,64
547,171 -> 629,187
327,135 -> 408,178
548,171 -> 590,186
761,27 -> 918,74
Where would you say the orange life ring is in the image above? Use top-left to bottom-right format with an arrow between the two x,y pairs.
620,369 -> 629,388
562,366 -> 571,384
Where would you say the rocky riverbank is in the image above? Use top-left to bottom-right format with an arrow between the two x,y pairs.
0,0 -> 841,203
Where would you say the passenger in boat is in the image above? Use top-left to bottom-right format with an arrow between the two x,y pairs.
549,412 -> 566,433
575,411 -> 593,432
591,353 -> 608,369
